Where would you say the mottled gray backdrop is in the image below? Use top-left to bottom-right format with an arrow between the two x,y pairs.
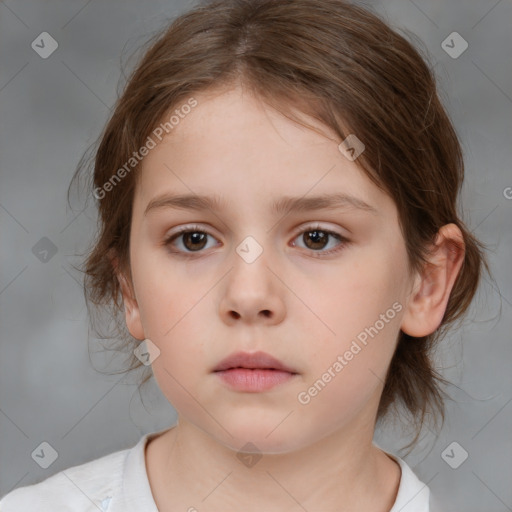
1,0 -> 511,510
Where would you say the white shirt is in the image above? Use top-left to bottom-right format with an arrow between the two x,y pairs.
0,428 -> 436,511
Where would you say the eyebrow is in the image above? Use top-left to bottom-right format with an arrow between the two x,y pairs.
144,192 -> 378,217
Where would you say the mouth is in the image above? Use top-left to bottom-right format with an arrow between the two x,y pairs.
213,351 -> 298,392
213,351 -> 298,373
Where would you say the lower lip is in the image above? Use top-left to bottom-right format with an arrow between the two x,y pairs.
215,368 -> 296,392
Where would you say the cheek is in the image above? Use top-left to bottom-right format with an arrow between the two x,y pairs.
134,254 -> 203,338
307,252 -> 403,343
301,250 -> 405,394
140,290 -> 208,365
147,313 -> 209,414
133,266 -> 210,382
298,312 -> 401,426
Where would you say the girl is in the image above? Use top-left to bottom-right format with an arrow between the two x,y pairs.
0,0 -> 490,510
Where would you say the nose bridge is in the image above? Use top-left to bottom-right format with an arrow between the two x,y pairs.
219,229 -> 285,324
235,233 -> 267,267
230,231 -> 273,293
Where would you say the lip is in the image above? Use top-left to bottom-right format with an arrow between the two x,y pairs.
213,351 -> 297,373
213,351 -> 298,392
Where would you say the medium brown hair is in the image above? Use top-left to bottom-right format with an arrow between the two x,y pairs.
69,0 -> 491,440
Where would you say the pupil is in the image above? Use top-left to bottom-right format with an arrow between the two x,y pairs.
306,230 -> 327,249
185,232 -> 207,251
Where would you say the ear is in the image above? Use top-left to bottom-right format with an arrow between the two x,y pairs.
108,250 -> 145,341
400,223 -> 465,337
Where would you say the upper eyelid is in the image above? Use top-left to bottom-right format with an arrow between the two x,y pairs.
165,223 -> 346,250
168,222 -> 345,239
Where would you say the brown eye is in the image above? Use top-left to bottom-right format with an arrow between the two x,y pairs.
302,229 -> 329,250
164,224 -> 349,258
291,225 -> 348,257
181,231 -> 207,251
164,228 -> 216,253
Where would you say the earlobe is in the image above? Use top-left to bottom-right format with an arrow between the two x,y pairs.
109,251 -> 146,341
400,223 -> 465,338
118,275 -> 146,341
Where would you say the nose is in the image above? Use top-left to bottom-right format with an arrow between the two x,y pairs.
219,243 -> 286,326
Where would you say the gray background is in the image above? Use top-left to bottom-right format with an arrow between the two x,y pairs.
0,0 -> 511,510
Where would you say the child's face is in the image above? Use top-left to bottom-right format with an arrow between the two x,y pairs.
121,85 -> 417,453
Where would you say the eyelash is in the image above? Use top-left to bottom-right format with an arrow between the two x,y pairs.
163,224 -> 349,258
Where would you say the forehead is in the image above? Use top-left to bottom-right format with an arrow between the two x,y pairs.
152,86 -> 338,161
134,86 -> 393,218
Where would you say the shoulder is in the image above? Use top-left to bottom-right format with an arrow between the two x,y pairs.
387,453 -> 432,512
0,443 -> 130,512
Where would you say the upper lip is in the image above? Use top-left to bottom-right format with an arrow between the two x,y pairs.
213,351 -> 298,373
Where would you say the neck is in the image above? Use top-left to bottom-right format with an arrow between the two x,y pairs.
146,414 -> 401,512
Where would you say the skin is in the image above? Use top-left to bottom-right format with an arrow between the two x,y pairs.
113,83 -> 465,511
